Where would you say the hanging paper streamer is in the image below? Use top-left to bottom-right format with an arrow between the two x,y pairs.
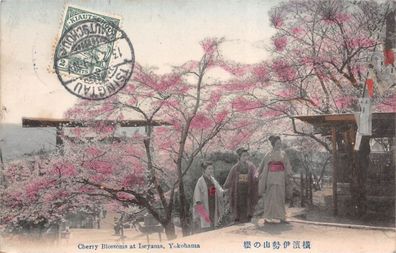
366,79 -> 374,97
358,98 -> 372,136
354,113 -> 362,150
370,56 -> 396,95
195,204 -> 211,224
384,49 -> 395,65
384,9 -> 395,65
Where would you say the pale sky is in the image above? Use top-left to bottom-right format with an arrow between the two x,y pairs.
1,0 -> 279,124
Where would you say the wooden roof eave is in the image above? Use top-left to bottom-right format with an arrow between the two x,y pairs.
293,112 -> 396,138
22,117 -> 170,128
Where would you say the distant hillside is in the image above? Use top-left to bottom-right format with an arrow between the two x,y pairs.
0,123 -> 146,162
0,123 -> 56,162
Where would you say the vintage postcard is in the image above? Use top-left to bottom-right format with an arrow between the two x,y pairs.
0,1 -> 395,253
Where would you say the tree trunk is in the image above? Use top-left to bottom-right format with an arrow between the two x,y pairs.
356,137 -> 369,216
351,136 -> 369,217
163,221 -> 177,240
178,179 -> 190,236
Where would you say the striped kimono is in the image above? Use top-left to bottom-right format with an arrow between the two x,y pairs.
256,150 -> 292,220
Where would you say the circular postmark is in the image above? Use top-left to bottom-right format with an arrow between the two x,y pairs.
54,18 -> 134,100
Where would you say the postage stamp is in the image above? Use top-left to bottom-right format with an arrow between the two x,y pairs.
54,7 -> 135,100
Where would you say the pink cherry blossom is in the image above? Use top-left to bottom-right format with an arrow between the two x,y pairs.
25,179 -> 53,200
335,96 -> 354,109
214,110 -> 229,123
347,38 -> 376,49
122,173 -> 144,188
271,14 -> 283,29
291,26 -> 304,36
227,130 -> 254,150
277,87 -> 298,98
59,162 -> 77,177
127,97 -> 138,105
73,128 -> 82,138
272,59 -> 297,82
335,13 -> 351,23
84,161 -> 113,174
190,113 -> 214,129
218,61 -> 249,77
375,95 -> 396,112
200,37 -> 219,55
181,60 -> 199,72
116,192 -> 135,201
323,13 -> 351,24
274,36 -> 288,52
224,80 -> 256,92
124,83 -> 136,93
162,99 -> 181,108
252,63 -> 269,80
86,147 -> 102,157
232,97 -> 262,112
261,109 -> 284,118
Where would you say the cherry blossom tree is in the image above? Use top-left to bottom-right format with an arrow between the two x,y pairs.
266,0 -> 394,113
63,38 -> 270,237
0,154 -> 104,237
230,0 -> 396,151
4,1 -> 393,239
0,38 -> 269,239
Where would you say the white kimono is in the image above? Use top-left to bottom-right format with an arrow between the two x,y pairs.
193,175 -> 225,229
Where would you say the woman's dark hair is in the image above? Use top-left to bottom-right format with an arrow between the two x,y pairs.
201,160 -> 213,171
236,147 -> 249,158
269,135 -> 281,147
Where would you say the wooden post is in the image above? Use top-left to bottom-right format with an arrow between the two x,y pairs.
350,127 -> 359,216
331,127 -> 338,216
357,137 -> 370,216
300,171 -> 304,207
305,172 -> 309,204
309,172 -> 313,204
0,148 -> 5,188
56,126 -> 64,155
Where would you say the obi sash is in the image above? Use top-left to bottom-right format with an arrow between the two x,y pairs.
208,186 -> 216,197
239,174 -> 248,183
268,161 -> 285,172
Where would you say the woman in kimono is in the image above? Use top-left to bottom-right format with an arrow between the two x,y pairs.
256,136 -> 293,224
193,161 -> 225,232
223,147 -> 258,223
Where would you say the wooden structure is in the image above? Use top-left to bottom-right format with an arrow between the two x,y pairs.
299,171 -> 313,207
134,214 -> 164,243
295,112 -> 395,217
22,117 -> 169,128
22,117 -> 169,149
